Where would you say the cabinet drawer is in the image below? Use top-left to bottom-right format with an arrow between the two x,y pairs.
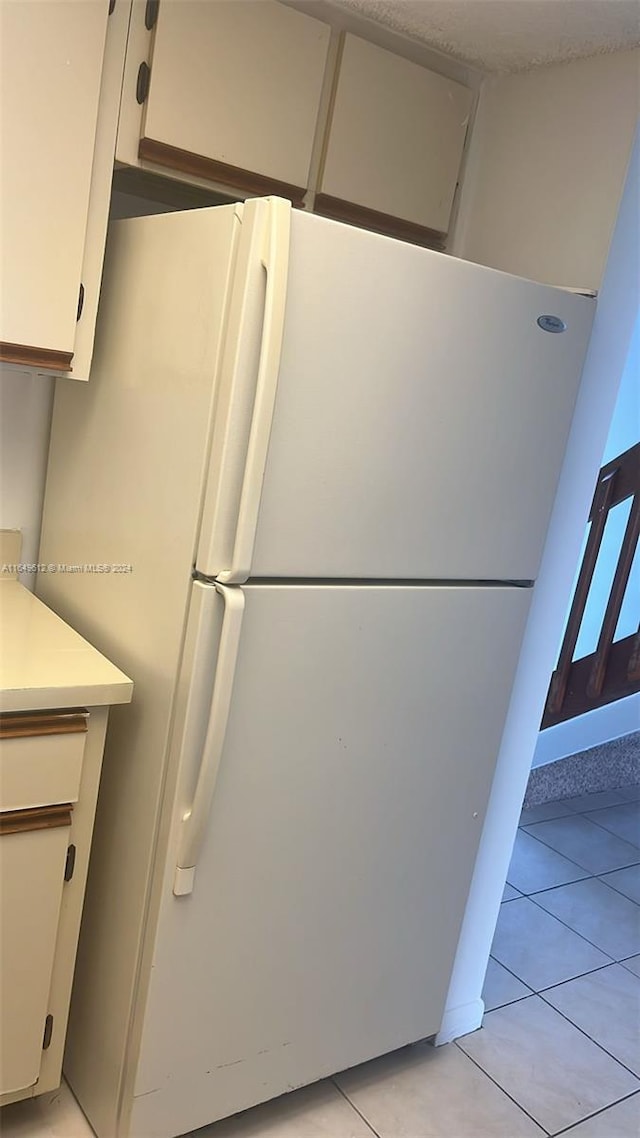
0,711 -> 88,812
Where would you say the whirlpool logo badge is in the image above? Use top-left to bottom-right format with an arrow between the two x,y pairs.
537,314 -> 567,334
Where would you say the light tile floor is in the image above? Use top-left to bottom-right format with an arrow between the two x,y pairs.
2,788 -> 638,1138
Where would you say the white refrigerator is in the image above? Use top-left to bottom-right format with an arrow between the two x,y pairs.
38,197 -> 594,1138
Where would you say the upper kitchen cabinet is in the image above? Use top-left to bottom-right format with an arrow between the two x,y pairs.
317,34 -> 473,246
121,0 -> 331,203
0,0 -> 120,377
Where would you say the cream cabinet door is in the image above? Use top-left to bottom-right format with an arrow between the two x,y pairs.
319,34 -> 473,239
0,0 -> 109,372
0,818 -> 70,1096
137,0 -> 330,200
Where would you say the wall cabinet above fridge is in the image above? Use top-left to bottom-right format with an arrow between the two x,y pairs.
317,34 -> 474,247
117,0 -> 331,204
116,1 -> 474,250
0,0 -> 129,381
0,0 -> 475,382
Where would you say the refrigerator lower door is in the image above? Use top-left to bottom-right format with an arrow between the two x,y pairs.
131,582 -> 531,1138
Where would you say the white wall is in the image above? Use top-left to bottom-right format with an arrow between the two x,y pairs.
532,272 -> 640,768
454,49 -> 639,290
438,128 -> 640,1044
602,313 -> 640,463
0,368 -> 54,584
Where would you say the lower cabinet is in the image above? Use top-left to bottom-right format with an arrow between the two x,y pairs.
0,707 -> 110,1105
0,818 -> 70,1097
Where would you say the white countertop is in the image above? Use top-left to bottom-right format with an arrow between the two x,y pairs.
0,580 -> 133,712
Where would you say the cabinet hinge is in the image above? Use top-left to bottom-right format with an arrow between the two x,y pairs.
145,0 -> 159,30
108,0 -> 116,14
136,61 -> 151,105
64,843 -> 76,883
42,1014 -> 54,1050
76,283 -> 85,323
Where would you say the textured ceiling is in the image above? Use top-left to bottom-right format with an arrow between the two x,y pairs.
325,0 -> 640,73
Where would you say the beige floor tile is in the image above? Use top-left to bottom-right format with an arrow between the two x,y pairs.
617,785 -> 640,803
562,1092 -> 640,1137
490,896 -> 611,990
502,882 -> 521,901
543,964 -> 640,1076
190,1081 -> 374,1137
587,803 -> 640,848
0,1084 -> 94,1138
335,1039 -> 544,1137
534,878 -> 640,961
520,800 -> 576,824
600,864 -> 640,905
483,958 -> 532,1011
507,830 -> 589,894
621,955 -> 640,979
524,815 -> 640,875
458,996 -> 639,1134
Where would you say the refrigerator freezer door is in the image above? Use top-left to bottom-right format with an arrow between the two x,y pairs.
198,198 -> 291,586
198,207 -> 594,582
131,582 -> 531,1138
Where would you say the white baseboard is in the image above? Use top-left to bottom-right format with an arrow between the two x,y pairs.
532,695 -> 640,768
435,997 -> 484,1046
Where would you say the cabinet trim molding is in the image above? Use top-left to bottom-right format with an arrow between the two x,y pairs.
138,137 -> 306,206
314,193 -> 445,250
0,342 -> 73,372
0,804 -> 73,835
0,710 -> 89,739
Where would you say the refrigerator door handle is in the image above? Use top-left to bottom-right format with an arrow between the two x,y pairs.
217,197 -> 290,584
173,584 -> 245,896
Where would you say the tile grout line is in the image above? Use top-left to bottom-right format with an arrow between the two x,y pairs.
513,867 -> 640,904
462,986 -> 638,1135
452,1036 -> 553,1136
490,794 -> 640,1133
509,829 -> 640,906
536,957 -> 628,993
509,873 -> 592,898
548,1087 -> 640,1136
330,1077 -> 383,1138
577,806 -> 640,849
512,824 -> 597,889
520,821 -> 640,876
493,892 -> 618,984
619,955 -> 640,977
536,986 -> 640,1083
521,839 -> 640,877
484,991 -> 534,1013
486,814 -> 640,1130
490,953 -> 634,1006
595,868 -> 640,906
515,791 -> 640,872
523,886 -> 631,963
487,952 -> 534,989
